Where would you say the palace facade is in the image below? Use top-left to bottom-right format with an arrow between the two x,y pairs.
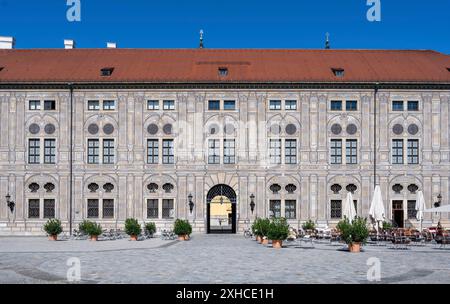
0,45 -> 450,234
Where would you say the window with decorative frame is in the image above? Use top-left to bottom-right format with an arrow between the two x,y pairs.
269,139 -> 282,164
345,139 -> 357,164
87,139 -> 100,164
330,139 -> 342,164
285,200 -> 296,219
102,199 -> 114,218
392,139 -> 404,164
407,139 -> 419,164
162,199 -> 174,218
147,100 -> 159,110
28,139 -> 40,164
102,139 -> 115,164
162,139 -> 174,164
43,199 -> 56,218
285,139 -> 297,164
147,139 -> 159,164
163,100 -> 175,110
29,100 -> 41,110
44,139 -> 56,164
87,199 -> 99,218
269,100 -> 281,110
28,199 -> 40,218
223,139 -> 235,164
330,200 -> 342,219
269,200 -> 281,218
407,200 -> 417,219
208,139 -> 220,164
147,199 -> 159,218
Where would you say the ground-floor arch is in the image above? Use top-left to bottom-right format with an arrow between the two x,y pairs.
206,184 -> 237,234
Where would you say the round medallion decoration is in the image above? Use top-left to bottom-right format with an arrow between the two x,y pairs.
147,123 -> 158,135
29,123 -> 40,134
408,124 -> 419,135
163,124 -> 173,135
285,124 -> 297,135
393,124 -> 404,135
209,124 -> 219,135
331,124 -> 342,135
44,124 -> 56,135
224,124 -> 235,135
88,123 -> 99,135
270,124 -> 281,135
103,123 -> 115,135
346,124 -> 358,135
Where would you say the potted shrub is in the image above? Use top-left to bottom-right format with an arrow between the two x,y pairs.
302,219 -> 316,234
252,218 -> 263,243
337,217 -> 370,253
259,218 -> 271,245
43,219 -> 63,241
85,221 -> 102,241
125,218 -> 142,241
145,222 -> 156,238
173,219 -> 192,241
78,220 -> 91,235
267,218 -> 289,249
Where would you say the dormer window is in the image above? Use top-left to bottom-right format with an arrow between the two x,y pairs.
332,68 -> 345,77
218,67 -> 228,77
100,67 -> 114,77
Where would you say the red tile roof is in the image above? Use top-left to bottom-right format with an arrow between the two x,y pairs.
0,49 -> 449,83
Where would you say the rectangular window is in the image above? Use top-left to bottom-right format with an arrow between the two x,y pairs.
224,139 -> 235,164
407,139 -> 419,164
102,199 -> 114,218
208,139 -> 220,164
269,200 -> 281,218
346,100 -> 357,111
28,199 -> 40,218
28,139 -> 40,164
88,100 -> 100,110
163,100 -> 175,110
147,199 -> 159,219
392,139 -> 404,164
162,199 -> 174,219
162,139 -> 174,164
269,139 -> 282,164
223,100 -> 236,110
285,139 -> 297,164
87,199 -> 99,218
44,139 -> 56,164
269,100 -> 281,110
285,200 -> 296,219
43,199 -> 55,218
29,100 -> 41,110
87,139 -> 100,164
330,200 -> 342,219
407,200 -> 417,219
208,100 -> 220,110
44,100 -> 56,111
102,139 -> 115,164
346,139 -> 357,164
330,139 -> 342,164
285,100 -> 297,110
147,139 -> 159,164
407,100 -> 419,111
392,100 -> 404,111
330,100 -> 342,111
103,100 -> 116,110
147,100 -> 160,110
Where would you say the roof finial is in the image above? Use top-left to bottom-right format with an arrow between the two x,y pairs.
199,29 -> 204,49
325,32 -> 330,49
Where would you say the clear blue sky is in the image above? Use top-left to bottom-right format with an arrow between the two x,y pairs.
0,0 -> 449,53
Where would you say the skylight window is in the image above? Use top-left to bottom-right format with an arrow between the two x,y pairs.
100,67 -> 114,77
332,68 -> 345,77
218,67 -> 228,77
447,67 -> 450,72
0,67 -> 4,72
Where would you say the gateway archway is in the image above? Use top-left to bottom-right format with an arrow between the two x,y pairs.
206,184 -> 237,234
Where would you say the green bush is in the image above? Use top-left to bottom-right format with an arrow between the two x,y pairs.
302,219 -> 316,231
43,219 -> 63,236
382,221 -> 393,230
145,222 -> 156,235
259,218 -> 271,237
125,218 -> 142,236
173,219 -> 192,236
337,216 -> 370,245
251,218 -> 261,236
85,222 -> 103,236
267,218 -> 289,241
78,220 -> 92,234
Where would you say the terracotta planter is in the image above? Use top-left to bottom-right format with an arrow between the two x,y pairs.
256,235 -> 262,243
90,235 -> 98,241
184,235 -> 190,241
261,238 -> 269,245
272,240 -> 283,249
48,235 -> 58,241
130,235 -> 138,241
348,243 -> 361,253
178,234 -> 187,241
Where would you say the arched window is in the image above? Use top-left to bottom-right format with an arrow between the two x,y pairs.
103,183 -> 114,193
29,183 -> 40,193
346,184 -> 357,194
285,184 -> 297,194
330,184 -> 342,194
147,183 -> 158,193
88,183 -> 99,193
44,183 -> 55,193
162,183 -> 174,193
407,184 -> 419,194
269,184 -> 281,194
392,184 -> 403,194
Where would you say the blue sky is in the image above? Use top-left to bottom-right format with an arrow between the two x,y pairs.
0,0 -> 449,53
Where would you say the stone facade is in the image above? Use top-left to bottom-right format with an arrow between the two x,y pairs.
0,88 -> 449,235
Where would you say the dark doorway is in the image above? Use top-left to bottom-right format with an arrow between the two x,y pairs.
392,200 -> 404,228
206,184 -> 236,234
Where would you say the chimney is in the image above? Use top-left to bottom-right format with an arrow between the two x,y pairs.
0,36 -> 15,49
106,42 -> 117,49
64,39 -> 75,49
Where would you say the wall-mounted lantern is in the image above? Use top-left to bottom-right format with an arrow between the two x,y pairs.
249,194 -> 255,214
188,193 -> 194,214
6,193 -> 15,213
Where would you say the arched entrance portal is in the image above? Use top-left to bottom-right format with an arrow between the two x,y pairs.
207,184 -> 237,234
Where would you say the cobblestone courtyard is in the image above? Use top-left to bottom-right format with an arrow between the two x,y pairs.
0,234 -> 449,284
